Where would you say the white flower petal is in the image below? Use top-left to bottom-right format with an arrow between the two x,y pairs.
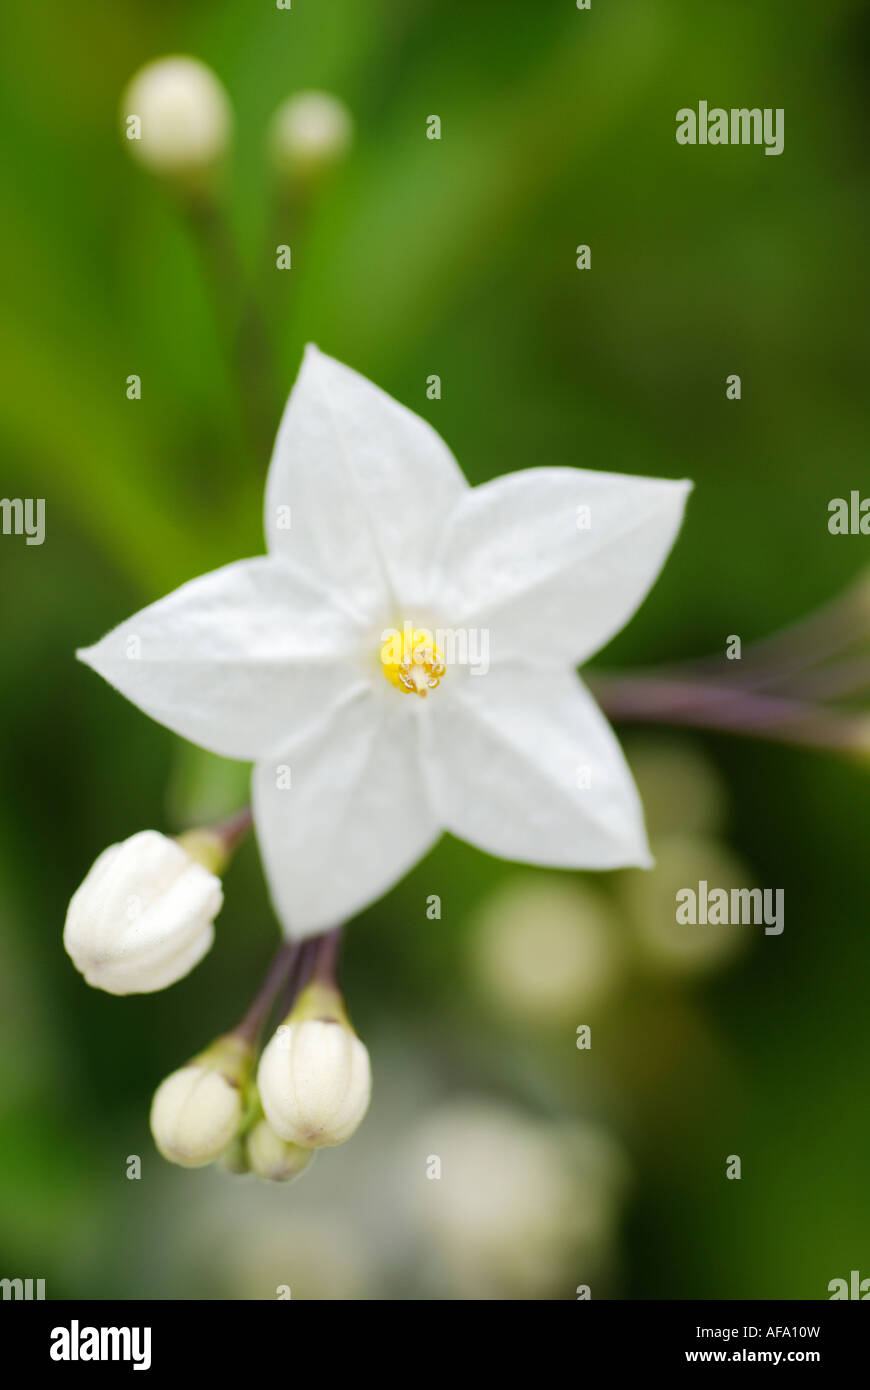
78,557 -> 366,760
420,665 -> 652,869
265,344 -> 468,616
431,467 -> 691,666
253,690 -> 440,937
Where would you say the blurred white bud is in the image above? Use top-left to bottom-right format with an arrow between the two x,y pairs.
269,91 -> 353,177
257,983 -> 371,1148
406,1101 -> 627,1300
618,832 -> 751,976
624,735 -> 728,839
121,56 -> 231,174
471,874 -> 623,1022
63,830 -> 222,995
150,1035 -> 251,1168
246,1117 -> 315,1183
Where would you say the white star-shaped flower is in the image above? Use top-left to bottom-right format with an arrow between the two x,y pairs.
79,346 -> 691,939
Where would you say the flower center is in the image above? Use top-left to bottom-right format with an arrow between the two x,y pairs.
380,625 -> 447,698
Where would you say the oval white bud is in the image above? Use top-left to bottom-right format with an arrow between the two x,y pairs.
258,1015 -> 371,1148
246,1117 -> 315,1183
63,829 -> 222,995
121,56 -> 231,173
269,91 -> 353,176
150,1064 -> 243,1168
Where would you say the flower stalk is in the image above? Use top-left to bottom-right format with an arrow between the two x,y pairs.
256,926 -> 370,1148
589,672 -> 869,754
232,941 -> 299,1048
179,188 -> 278,467
590,573 -> 870,757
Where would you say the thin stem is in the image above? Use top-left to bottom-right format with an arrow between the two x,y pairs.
211,806 -> 254,855
588,673 -> 868,753
179,188 -> 277,466
263,180 -> 312,315
779,656 -> 870,703
647,576 -> 870,693
275,936 -> 317,1021
732,577 -> 870,686
232,943 -> 298,1046
309,925 -> 344,987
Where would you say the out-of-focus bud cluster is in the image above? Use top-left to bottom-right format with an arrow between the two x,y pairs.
470,736 -> 750,1024
625,735 -> 728,841
618,832 -> 750,976
619,735 -> 750,977
470,874 -> 623,1023
120,57 -> 353,193
405,1100 -> 630,1300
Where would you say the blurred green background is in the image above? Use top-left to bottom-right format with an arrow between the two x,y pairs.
1,0 -> 869,1299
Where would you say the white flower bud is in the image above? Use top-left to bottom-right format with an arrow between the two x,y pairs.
257,983 -> 371,1148
269,91 -> 353,177
121,56 -> 231,174
246,1117 -> 315,1183
150,1035 -> 251,1168
63,829 -> 222,995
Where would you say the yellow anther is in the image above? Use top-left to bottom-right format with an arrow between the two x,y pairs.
380,626 -> 447,698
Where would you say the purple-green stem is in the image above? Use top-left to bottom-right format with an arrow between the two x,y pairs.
232,942 -> 297,1047
265,928 -> 345,1031
588,672 -> 867,753
211,805 -> 254,855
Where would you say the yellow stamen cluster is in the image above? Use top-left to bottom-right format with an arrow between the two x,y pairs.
380,627 -> 447,698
